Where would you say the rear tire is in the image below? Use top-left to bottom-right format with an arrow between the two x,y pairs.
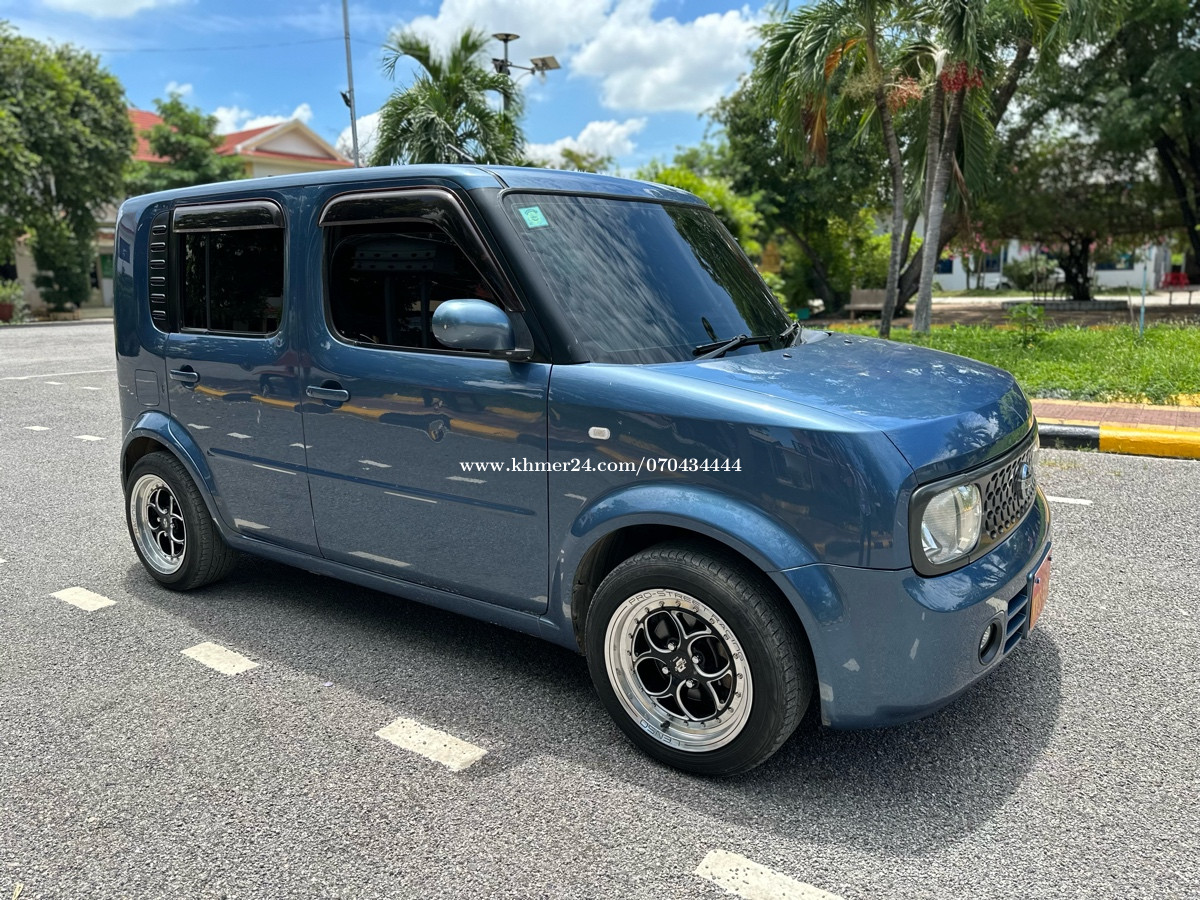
125,452 -> 237,590
585,541 -> 812,775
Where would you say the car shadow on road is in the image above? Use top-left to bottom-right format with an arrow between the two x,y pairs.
124,552 -> 1063,856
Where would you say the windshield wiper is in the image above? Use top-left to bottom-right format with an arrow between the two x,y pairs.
693,333 -> 772,360
694,320 -> 799,360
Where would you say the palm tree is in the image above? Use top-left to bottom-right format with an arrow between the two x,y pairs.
910,0 -> 1064,333
761,0 -> 918,338
371,28 -> 524,166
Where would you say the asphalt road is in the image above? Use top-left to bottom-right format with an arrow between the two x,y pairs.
1,322 -> 1197,900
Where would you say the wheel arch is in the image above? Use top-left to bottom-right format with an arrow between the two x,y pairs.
121,411 -> 224,528
556,485 -> 823,659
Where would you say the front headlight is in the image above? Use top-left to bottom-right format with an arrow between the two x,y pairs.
920,483 -> 982,566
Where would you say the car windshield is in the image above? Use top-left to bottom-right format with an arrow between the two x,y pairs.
502,194 -> 793,364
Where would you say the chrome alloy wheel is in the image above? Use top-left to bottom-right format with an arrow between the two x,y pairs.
129,474 -> 186,575
604,588 -> 753,752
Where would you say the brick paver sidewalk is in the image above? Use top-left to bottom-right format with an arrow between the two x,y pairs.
1032,398 -> 1200,431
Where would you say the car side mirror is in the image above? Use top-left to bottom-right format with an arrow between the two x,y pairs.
432,299 -> 531,360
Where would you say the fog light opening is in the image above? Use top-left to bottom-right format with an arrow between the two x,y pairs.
978,621 -> 1001,664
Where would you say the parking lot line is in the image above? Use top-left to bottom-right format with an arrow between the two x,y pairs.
181,642 -> 259,675
0,368 -> 115,381
1046,495 -> 1093,506
23,426 -> 49,431
74,435 -> 104,442
51,587 -> 116,612
375,717 -> 487,772
695,850 -> 843,900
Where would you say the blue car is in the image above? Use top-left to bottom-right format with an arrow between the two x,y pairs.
114,165 -> 1051,774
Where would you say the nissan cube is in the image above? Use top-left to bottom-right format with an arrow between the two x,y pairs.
114,166 -> 1051,774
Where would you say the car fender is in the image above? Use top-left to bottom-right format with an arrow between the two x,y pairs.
121,410 -> 229,535
553,483 -> 833,642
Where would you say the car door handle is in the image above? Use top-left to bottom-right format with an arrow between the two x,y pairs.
169,368 -> 199,385
306,385 -> 350,402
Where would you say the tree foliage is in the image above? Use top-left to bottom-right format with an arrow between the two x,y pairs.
531,147 -> 614,172
980,139 -> 1176,300
1022,0 -> 1200,275
371,28 -> 524,166
637,161 -> 763,251
126,93 -> 244,195
706,74 -> 884,311
0,23 -> 132,307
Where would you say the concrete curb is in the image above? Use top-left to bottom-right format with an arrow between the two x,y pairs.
1040,423 -> 1200,460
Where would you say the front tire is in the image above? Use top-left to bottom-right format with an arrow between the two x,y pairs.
125,452 -> 237,590
585,541 -> 812,775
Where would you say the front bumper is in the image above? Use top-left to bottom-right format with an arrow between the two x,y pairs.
775,488 -> 1051,728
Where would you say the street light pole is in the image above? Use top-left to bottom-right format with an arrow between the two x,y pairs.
341,0 -> 360,166
492,32 -> 519,113
492,32 -> 560,114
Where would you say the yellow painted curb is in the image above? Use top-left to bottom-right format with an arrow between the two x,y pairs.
1099,426 -> 1200,459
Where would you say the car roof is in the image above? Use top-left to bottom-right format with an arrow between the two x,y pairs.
122,164 -> 705,208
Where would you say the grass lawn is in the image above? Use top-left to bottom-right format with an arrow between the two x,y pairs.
833,323 -> 1200,405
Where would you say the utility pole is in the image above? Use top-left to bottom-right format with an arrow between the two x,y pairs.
341,0 -> 360,166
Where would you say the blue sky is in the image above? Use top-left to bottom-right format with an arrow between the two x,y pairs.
1,0 -> 773,171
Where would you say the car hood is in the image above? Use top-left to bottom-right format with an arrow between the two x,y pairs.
668,333 -> 1034,479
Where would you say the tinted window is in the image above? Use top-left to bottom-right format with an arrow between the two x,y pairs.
503,195 -> 791,364
326,221 -> 501,350
180,229 -> 284,334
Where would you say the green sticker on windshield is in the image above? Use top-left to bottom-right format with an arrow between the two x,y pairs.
518,206 -> 549,229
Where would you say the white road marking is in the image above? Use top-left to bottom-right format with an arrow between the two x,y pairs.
51,587 -> 116,612
447,475 -> 485,484
74,435 -> 104,442
23,426 -> 49,431
44,381 -> 64,385
1046,495 -> 1092,506
385,490 -> 437,504
695,850 -> 844,900
79,386 -> 102,391
348,550 -> 409,568
375,717 -> 487,772
227,432 -> 251,439
1,368 -> 115,381
181,642 -> 259,675
359,459 -> 391,468
187,423 -> 211,430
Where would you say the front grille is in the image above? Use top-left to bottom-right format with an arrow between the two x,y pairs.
982,442 -> 1037,543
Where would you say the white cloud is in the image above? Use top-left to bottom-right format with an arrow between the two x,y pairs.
337,111 -> 382,164
39,0 -> 180,18
402,0 -> 610,64
526,118 -> 647,167
214,103 -> 313,134
396,1 -> 760,115
572,0 -> 761,113
164,81 -> 193,98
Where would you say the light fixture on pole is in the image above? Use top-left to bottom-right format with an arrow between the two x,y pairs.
491,32 -> 560,112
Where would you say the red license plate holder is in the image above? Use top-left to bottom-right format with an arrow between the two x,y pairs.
1028,551 -> 1051,630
